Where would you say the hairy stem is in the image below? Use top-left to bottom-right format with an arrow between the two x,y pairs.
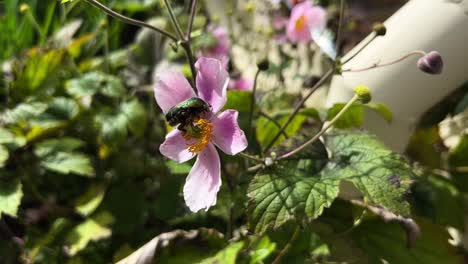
263,69 -> 334,154
342,50 -> 426,73
162,0 -> 185,40
278,95 -> 359,160
85,0 -> 178,41
248,69 -> 261,140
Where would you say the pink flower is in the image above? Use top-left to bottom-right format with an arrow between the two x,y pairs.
154,57 -> 248,212
229,78 -> 253,91
199,25 -> 230,68
286,1 -> 326,43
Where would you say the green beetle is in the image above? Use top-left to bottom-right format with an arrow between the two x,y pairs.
165,97 -> 210,131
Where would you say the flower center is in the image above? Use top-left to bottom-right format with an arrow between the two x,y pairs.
182,118 -> 213,154
295,15 -> 307,31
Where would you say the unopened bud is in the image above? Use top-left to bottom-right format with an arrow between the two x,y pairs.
373,23 -> 386,36
19,4 -> 30,13
244,3 -> 254,13
257,58 -> 270,71
417,51 -> 443,75
354,85 -> 371,104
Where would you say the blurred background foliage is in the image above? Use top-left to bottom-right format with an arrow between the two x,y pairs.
0,0 -> 467,263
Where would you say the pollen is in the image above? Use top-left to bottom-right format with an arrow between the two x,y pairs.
295,15 -> 307,31
183,118 -> 213,154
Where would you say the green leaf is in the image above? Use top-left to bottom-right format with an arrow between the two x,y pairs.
256,113 -> 307,148
325,131 -> 413,215
365,102 -> 392,123
66,72 -> 125,98
94,109 -> 128,146
326,103 -> 364,129
31,97 -> 79,128
0,127 -> 26,149
0,178 -> 23,218
75,184 -> 106,217
248,160 -> 341,234
249,236 -> 276,264
0,145 -> 9,168
65,212 -> 113,256
224,90 -> 255,112
351,219 -> 462,263
199,242 -> 244,264
166,160 -> 192,174
4,102 -> 48,124
34,138 -> 94,177
248,131 -> 413,234
120,99 -> 147,136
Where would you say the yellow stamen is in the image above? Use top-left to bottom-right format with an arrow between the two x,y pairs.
184,118 -> 213,154
295,15 -> 307,31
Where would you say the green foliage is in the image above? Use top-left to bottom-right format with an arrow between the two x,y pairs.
248,131 -> 413,234
327,102 -> 392,128
0,178 -> 23,218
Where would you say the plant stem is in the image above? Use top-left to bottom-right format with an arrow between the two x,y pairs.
263,69 -> 334,154
259,111 -> 288,138
239,152 -> 264,163
186,0 -> 198,41
181,41 -> 198,87
334,0 -> 345,58
163,0 -> 185,40
341,34 -> 377,65
85,0 -> 178,41
278,95 -> 359,160
342,50 -> 426,73
272,226 -> 301,264
248,69 -> 261,139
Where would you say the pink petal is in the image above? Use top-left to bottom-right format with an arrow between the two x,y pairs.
183,143 -> 221,212
286,1 -> 326,43
307,6 -> 327,32
159,129 -> 196,163
154,70 -> 196,113
212,110 -> 248,155
195,57 -> 229,113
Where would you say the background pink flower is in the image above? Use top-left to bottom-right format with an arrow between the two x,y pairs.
229,78 -> 253,91
286,1 -> 326,43
199,25 -> 230,69
154,57 -> 248,212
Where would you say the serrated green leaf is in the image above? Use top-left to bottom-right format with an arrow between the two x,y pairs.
94,109 -> 128,146
199,242 -> 244,264
325,131 -> 413,215
248,160 -> 341,234
31,97 -> 79,128
249,236 -> 276,264
0,128 -> 26,149
326,103 -> 364,129
35,138 -> 94,177
120,99 -> 147,136
0,178 -> 23,218
248,131 -> 413,234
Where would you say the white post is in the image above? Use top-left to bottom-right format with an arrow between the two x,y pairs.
326,0 -> 468,152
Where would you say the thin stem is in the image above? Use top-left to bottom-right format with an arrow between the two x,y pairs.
239,152 -> 264,163
259,111 -> 288,139
334,0 -> 345,58
25,11 -> 45,43
248,69 -> 261,139
85,0 -> 178,41
180,42 -> 198,87
278,95 -> 359,160
272,226 -> 301,264
342,50 -> 426,73
263,69 -> 334,154
342,34 -> 377,65
186,0 -> 198,41
163,0 -> 185,40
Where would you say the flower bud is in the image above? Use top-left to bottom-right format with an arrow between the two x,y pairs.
244,3 -> 254,13
417,51 -> 443,75
354,85 -> 371,104
373,23 -> 386,36
19,4 -> 30,13
257,58 -> 270,71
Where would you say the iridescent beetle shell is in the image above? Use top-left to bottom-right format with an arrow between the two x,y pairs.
165,97 -> 210,128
